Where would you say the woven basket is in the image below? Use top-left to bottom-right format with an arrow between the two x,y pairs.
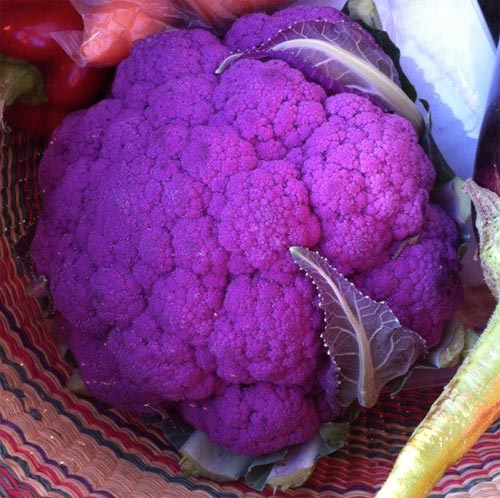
2,128 -> 500,498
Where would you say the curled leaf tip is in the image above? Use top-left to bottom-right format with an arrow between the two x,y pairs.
215,52 -> 243,74
463,179 -> 500,298
347,0 -> 383,30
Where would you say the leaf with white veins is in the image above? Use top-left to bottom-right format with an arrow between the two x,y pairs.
216,18 -> 423,135
290,246 -> 426,408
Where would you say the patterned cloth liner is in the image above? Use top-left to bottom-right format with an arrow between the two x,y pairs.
1,128 -> 500,498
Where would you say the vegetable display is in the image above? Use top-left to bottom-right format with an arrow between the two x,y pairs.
22,1 -> 480,488
376,43 -> 500,498
0,0 -> 111,136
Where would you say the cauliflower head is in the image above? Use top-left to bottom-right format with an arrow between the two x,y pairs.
32,10 -> 462,457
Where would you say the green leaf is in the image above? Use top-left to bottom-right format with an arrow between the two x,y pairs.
347,0 -> 383,30
179,431 -> 252,482
245,449 -> 288,490
419,99 -> 457,185
463,180 -> 500,299
143,409 -> 194,449
0,55 -> 47,108
260,422 -> 350,492
145,409 -> 352,491
318,421 -> 351,456
426,318 -> 469,368
431,177 -> 471,246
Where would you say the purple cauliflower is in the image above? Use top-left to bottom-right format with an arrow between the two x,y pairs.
31,7 -> 463,457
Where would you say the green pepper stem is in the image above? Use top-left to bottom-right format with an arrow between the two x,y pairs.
376,303 -> 500,498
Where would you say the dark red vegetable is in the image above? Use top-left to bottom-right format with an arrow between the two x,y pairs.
473,43 -> 500,192
4,103 -> 66,138
0,0 -> 112,137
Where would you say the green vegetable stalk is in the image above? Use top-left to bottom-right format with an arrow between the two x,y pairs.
375,180 -> 500,498
0,55 -> 47,128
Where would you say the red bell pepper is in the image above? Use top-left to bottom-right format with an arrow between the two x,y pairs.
0,0 -> 112,137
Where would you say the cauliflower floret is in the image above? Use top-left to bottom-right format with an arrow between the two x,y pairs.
217,160 -> 321,273
112,28 -> 229,108
302,93 -> 435,275
40,99 -> 123,196
210,271 -> 322,386
212,58 -> 327,160
182,383 -> 321,456
353,205 -> 463,347
225,6 -> 351,51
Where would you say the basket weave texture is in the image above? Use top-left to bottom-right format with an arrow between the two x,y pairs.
1,129 -> 500,498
